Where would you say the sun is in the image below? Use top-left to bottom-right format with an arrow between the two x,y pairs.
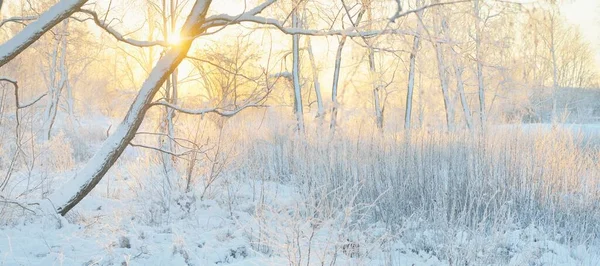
168,33 -> 182,45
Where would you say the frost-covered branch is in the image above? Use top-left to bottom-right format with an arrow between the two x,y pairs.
204,0 -> 468,38
0,0 -> 88,67
0,16 -> 37,28
150,100 -> 265,117
78,9 -> 170,47
389,0 -> 470,22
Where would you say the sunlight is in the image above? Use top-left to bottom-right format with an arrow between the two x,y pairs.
168,33 -> 181,45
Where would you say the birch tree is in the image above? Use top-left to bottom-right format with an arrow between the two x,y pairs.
42,20 -> 69,140
1,0 -> 469,216
432,16 -> 455,131
473,0 -> 486,128
404,0 -> 424,130
291,0 -> 304,132
331,3 -> 365,130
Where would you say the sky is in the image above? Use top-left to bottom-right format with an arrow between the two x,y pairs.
560,0 -> 600,68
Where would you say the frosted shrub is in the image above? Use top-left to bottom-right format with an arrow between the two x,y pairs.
37,131 -> 74,173
235,122 -> 600,263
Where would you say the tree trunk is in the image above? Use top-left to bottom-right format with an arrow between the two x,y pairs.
434,18 -> 455,131
443,21 -> 472,130
43,20 -> 69,140
474,0 -> 486,128
330,35 -> 347,130
365,6 -> 383,130
450,51 -> 473,130
47,0 -> 212,216
330,9 -> 363,131
550,18 -> 559,122
306,38 -> 324,121
292,8 -> 304,132
0,0 -> 87,67
404,1 -> 423,130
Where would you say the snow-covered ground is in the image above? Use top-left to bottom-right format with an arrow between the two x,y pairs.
3,180 -> 600,265
2,120 -> 600,265
2,181 -> 600,265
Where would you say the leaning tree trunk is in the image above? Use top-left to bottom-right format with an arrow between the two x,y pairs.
0,0 -> 87,67
47,0 -> 212,216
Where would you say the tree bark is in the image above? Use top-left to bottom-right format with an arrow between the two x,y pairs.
47,0 -> 212,216
291,7 -> 304,132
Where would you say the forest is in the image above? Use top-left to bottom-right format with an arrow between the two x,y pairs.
1,0 -> 600,265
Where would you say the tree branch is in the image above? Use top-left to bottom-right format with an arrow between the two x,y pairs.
78,9 -> 170,47
204,0 -> 470,38
390,0 -> 470,22
0,0 -> 87,67
150,100 -> 265,117
0,16 -> 37,28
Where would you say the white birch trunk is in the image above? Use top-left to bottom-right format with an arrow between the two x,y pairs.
365,6 -> 383,130
330,35 -> 347,130
474,0 -> 486,128
550,22 -> 559,122
306,38 -> 324,121
404,1 -> 423,130
433,18 -> 455,131
43,20 -> 69,140
292,8 -> 304,132
450,51 -> 473,130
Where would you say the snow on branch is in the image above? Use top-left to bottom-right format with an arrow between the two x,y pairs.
204,0 -> 469,38
78,9 -> 170,47
0,0 -> 87,67
150,100 -> 265,117
390,0 -> 470,22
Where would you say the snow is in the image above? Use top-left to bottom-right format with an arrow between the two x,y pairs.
3,164 -> 600,265
46,41 -> 190,214
0,0 -> 87,66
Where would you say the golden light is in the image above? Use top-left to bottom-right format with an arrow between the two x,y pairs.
168,33 -> 182,45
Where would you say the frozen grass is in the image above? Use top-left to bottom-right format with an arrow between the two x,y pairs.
232,117 -> 600,264
1,113 -> 600,265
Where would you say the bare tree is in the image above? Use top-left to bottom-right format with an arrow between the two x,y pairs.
432,15 -> 455,131
404,0 -> 424,130
473,0 -> 486,128
0,0 -> 472,216
291,0 -> 304,132
331,3 -> 365,131
42,20 -> 69,140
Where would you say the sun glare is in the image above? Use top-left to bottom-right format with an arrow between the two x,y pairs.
168,33 -> 181,45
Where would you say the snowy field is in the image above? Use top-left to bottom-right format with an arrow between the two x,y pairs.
2,118 -> 600,266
